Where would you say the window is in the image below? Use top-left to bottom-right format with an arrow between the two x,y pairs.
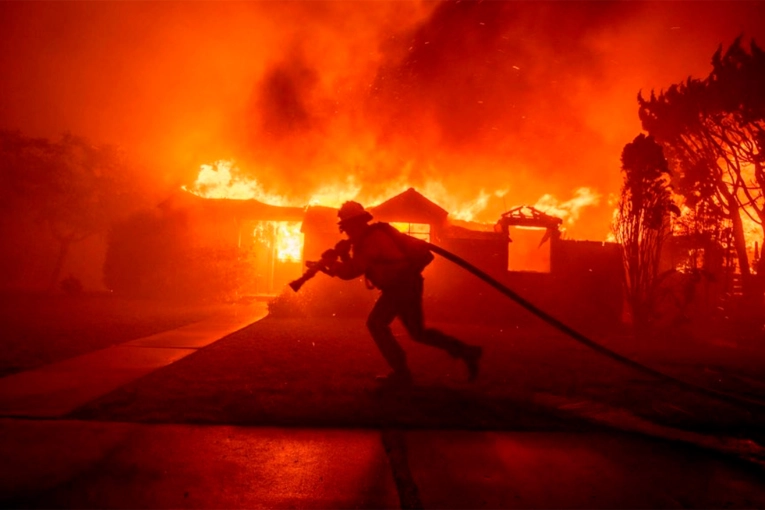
391,222 -> 431,242
507,226 -> 551,273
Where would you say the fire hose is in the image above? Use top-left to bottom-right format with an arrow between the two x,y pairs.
290,242 -> 765,412
427,243 -> 765,412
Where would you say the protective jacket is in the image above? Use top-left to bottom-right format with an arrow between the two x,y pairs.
330,223 -> 420,290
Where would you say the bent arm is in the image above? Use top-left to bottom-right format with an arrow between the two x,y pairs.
328,259 -> 365,280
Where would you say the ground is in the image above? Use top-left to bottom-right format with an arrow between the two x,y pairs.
0,293 -> 229,377
1,293 -> 765,508
69,315 -> 765,441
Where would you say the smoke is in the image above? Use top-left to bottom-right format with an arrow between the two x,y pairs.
2,1 -> 764,239
360,1 -> 636,211
257,52 -> 319,140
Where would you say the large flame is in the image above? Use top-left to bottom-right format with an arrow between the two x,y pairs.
183,160 -> 310,262
252,221 -> 303,263
184,159 -> 603,261
182,160 -> 295,205
533,187 -> 601,226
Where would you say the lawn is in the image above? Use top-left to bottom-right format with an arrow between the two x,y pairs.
0,293 -> 230,377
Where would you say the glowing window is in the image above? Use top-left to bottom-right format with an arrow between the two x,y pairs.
252,221 -> 303,263
507,226 -> 551,273
391,222 -> 431,242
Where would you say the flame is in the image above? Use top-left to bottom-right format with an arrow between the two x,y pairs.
182,160 -> 295,205
275,222 -> 303,262
185,160 -> 358,263
184,160 -> 603,261
668,161 -> 763,264
738,163 -> 764,257
741,211 -> 763,259
420,182 -> 497,222
253,221 -> 303,262
533,187 -> 601,225
419,183 -> 599,226
308,178 -> 362,208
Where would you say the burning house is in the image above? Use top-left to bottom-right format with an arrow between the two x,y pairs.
104,188 -> 305,300
162,191 -> 305,296
3,1 -> 763,332
432,202 -> 622,327
160,169 -> 748,330
162,182 -> 622,327
295,188 -> 452,316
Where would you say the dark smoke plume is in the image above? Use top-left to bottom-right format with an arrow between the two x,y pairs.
2,1 -> 764,238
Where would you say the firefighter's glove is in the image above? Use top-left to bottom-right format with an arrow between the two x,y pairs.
335,240 -> 352,261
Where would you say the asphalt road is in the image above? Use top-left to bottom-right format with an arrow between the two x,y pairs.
2,419 -> 765,509
1,309 -> 765,508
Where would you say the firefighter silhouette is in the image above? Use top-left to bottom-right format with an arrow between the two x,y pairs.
324,201 -> 482,386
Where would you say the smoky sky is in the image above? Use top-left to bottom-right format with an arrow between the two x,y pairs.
1,1 -> 764,239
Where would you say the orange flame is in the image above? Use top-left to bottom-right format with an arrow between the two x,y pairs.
184,160 -> 603,261
533,187 -> 601,225
184,160 -> 361,263
182,160 -> 296,205
253,221 -> 303,262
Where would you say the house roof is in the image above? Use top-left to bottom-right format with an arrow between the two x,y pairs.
443,224 -> 504,240
497,206 -> 562,230
301,205 -> 340,234
162,190 -> 305,222
370,188 -> 449,224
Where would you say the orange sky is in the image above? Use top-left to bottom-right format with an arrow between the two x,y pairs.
1,1 -> 764,240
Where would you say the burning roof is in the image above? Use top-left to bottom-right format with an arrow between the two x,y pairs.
163,189 -> 305,223
496,206 -> 563,231
370,188 -> 449,225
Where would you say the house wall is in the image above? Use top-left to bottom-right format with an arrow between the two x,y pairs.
426,235 -> 623,329
297,202 -> 623,328
550,239 -> 623,330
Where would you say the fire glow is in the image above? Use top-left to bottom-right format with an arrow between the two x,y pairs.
252,221 -> 303,263
184,160 -> 603,261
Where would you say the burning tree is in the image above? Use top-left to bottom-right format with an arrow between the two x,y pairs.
612,134 -> 676,332
638,37 -> 765,307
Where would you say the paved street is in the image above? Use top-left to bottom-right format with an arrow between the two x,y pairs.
1,305 -> 764,508
0,302 -> 267,418
2,419 -> 765,509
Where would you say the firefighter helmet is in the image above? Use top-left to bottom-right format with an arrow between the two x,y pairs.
337,201 -> 373,227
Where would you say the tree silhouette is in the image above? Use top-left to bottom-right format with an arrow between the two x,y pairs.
0,131 -> 147,291
612,134 -> 676,332
638,37 -> 765,304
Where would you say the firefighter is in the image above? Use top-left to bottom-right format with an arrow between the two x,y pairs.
325,201 -> 483,386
